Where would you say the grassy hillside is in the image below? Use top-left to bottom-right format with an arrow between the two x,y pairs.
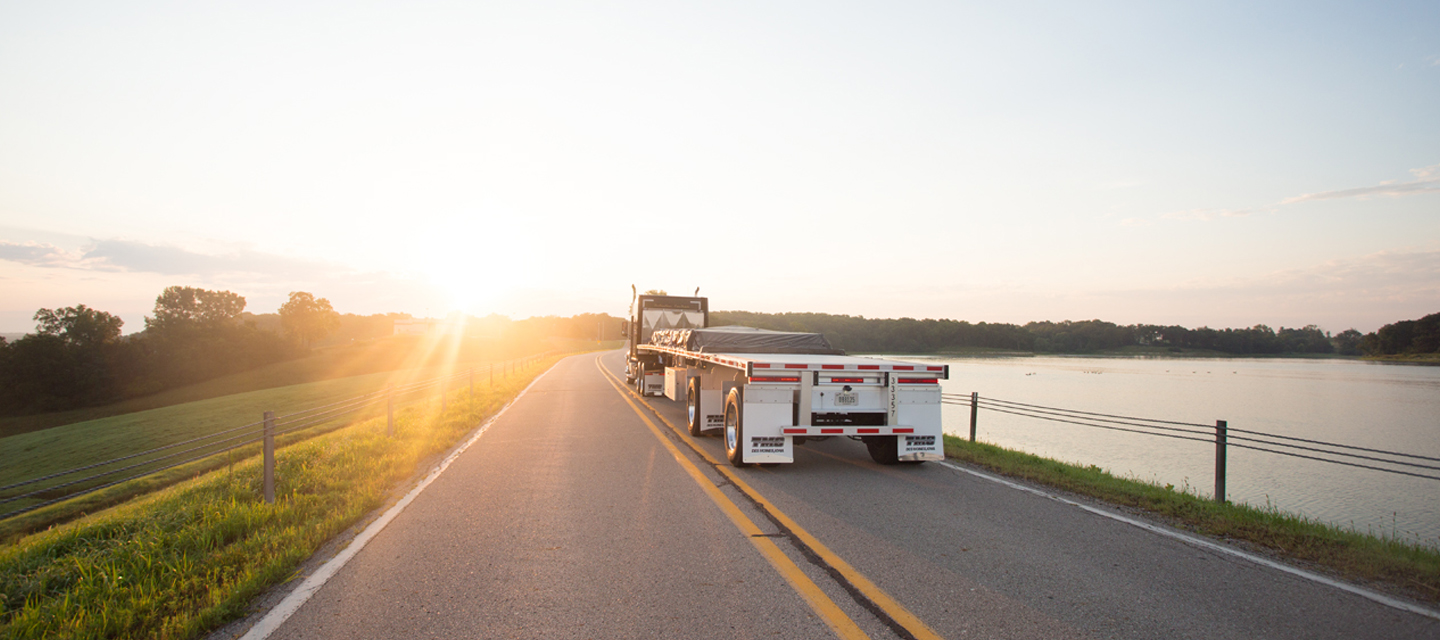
0,332 -> 547,438
0,355 -> 559,640
0,358 -> 539,539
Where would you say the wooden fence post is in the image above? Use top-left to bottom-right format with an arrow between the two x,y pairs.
969,392 -> 979,442
1215,420 -> 1228,503
263,411 -> 275,504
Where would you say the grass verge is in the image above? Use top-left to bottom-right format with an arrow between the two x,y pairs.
0,353 -> 553,539
942,435 -> 1440,604
0,355 -> 560,640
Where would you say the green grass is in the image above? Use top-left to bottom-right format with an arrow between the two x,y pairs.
0,355 -> 548,543
0,333 -> 547,438
943,435 -> 1440,604
0,355 -> 559,640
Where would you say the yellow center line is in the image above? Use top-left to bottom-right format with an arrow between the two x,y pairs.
595,357 -> 869,640
597,356 -> 944,640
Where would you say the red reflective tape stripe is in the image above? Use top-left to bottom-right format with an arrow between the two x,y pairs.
783,428 -> 807,434
750,376 -> 801,383
821,364 -> 843,369
857,364 -> 879,370
897,378 -> 937,384
893,365 -> 914,371
892,428 -> 914,434
857,428 -> 879,434
821,428 -> 843,434
829,377 -> 864,383
928,366 -> 945,371
784,363 -> 809,369
752,363 -> 771,368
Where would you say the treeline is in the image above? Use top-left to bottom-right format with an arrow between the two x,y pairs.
0,286 -> 622,415
1362,312 -> 1440,356
711,310 -> 1438,357
0,287 -> 328,414
713,311 -> 1033,353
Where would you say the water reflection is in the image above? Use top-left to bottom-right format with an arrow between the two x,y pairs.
904,355 -> 1440,548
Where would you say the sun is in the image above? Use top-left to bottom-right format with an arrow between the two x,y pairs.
419,257 -> 504,316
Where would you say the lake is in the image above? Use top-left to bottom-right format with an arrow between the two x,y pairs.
902,355 -> 1440,548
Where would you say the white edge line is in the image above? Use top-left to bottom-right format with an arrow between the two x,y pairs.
935,459 -> 1440,622
238,363 -> 557,640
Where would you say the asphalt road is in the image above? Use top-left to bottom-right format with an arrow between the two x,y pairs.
246,351 -> 1439,639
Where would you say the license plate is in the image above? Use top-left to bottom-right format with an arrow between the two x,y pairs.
835,391 -> 858,406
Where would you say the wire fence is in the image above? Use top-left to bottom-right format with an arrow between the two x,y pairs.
0,354 -> 548,522
941,392 -> 1440,502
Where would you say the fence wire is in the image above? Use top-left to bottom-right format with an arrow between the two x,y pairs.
947,392 -> 1439,483
0,355 -> 545,522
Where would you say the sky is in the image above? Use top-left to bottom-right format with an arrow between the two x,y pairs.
1,1 -> 1437,335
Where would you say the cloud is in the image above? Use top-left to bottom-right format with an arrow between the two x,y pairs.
1131,161 -> 1440,227
926,248 -> 1440,329
1280,163 -> 1440,204
80,240 -> 349,279
1157,208 -> 1251,222
0,238 -> 354,281
0,241 -> 80,267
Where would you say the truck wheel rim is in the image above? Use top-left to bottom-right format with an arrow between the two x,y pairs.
725,413 -> 737,451
688,402 -> 696,426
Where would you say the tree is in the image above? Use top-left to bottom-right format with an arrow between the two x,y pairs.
643,289 -> 668,295
0,306 -> 125,411
144,286 -> 246,336
1365,312 -> 1440,355
278,291 -> 340,347
1332,329 -> 1364,356
34,304 -> 124,348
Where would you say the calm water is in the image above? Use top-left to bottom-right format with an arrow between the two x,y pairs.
902,355 -> 1440,548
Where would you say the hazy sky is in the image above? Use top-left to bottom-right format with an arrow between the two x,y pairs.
2,1 -> 1437,334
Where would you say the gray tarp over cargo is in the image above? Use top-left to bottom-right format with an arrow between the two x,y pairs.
648,326 -> 846,355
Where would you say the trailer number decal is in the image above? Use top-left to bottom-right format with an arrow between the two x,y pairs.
903,435 -> 937,452
835,390 -> 858,406
750,436 -> 786,454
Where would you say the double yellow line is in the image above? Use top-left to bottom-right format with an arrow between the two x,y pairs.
595,357 -> 941,640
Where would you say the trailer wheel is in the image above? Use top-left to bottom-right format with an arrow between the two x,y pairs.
687,377 -> 704,436
865,436 -> 900,465
634,368 -> 645,395
724,388 -> 749,467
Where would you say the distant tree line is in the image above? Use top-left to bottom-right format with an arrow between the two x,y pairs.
710,310 -> 1438,357
713,311 -> 1034,353
0,287 -> 341,414
1361,312 -> 1440,356
0,287 -> 623,416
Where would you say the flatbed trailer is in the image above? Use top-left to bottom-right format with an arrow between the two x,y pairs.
636,343 -> 949,466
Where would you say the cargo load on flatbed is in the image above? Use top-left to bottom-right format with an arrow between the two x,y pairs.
648,326 -> 845,355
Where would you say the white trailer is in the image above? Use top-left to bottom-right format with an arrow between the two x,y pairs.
638,342 -> 949,467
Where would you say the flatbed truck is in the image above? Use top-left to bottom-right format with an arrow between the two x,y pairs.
625,291 -> 947,467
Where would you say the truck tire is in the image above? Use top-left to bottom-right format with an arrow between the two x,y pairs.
865,436 -> 900,465
724,388 -> 749,467
687,376 -> 704,436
